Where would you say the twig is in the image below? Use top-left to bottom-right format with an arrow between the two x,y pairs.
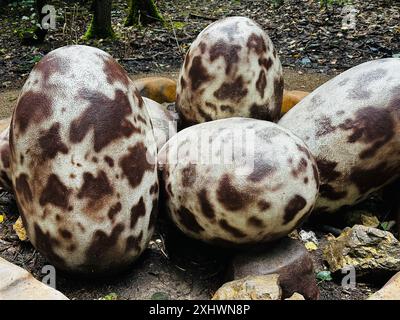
168,17 -> 183,56
0,244 -> 12,253
0,239 -> 12,245
189,13 -> 218,21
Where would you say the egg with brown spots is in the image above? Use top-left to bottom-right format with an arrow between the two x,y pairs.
279,58 -> 400,214
158,117 -> 319,245
176,16 -> 283,126
10,45 -> 159,274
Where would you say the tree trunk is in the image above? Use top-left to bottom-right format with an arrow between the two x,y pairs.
125,0 -> 164,26
34,0 -> 48,42
84,0 -> 114,39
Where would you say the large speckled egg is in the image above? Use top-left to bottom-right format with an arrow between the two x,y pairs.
143,97 -> 178,151
0,123 -> 11,191
176,16 -> 283,125
10,45 -> 159,274
158,118 -> 319,246
279,58 -> 400,214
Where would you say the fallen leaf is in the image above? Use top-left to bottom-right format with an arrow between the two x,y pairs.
305,241 -> 318,251
13,216 -> 28,241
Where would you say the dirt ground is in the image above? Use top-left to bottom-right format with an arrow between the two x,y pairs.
1,0 -> 398,91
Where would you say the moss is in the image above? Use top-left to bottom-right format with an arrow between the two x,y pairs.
172,21 -> 186,30
83,15 -> 115,40
125,0 -> 164,27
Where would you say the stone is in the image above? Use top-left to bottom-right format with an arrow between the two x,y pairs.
13,216 -> 28,241
299,229 -> 319,244
228,237 -> 319,300
0,257 -> 68,300
133,77 -> 176,104
344,210 -> 380,228
212,275 -> 281,300
323,225 -> 400,275
281,90 -> 309,114
285,292 -> 305,300
305,242 -> 318,251
368,272 -> 400,300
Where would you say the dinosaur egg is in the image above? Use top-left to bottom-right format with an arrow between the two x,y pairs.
158,117 -> 319,245
176,16 -> 283,126
0,122 -> 11,191
10,45 -> 159,274
143,97 -> 178,151
279,58 -> 400,214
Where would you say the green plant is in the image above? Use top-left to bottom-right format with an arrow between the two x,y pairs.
30,55 -> 42,63
316,270 -> 332,282
151,292 -> 169,300
319,0 -> 352,9
171,21 -> 185,30
99,292 -> 118,300
272,0 -> 284,8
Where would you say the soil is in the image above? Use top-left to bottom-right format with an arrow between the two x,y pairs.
0,188 -> 389,300
0,0 -> 398,91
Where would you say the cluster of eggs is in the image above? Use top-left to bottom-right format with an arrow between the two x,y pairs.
1,16 -> 398,274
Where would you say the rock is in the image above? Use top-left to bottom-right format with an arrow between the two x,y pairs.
281,90 -> 309,114
13,216 -> 28,241
299,229 -> 319,245
304,242 -> 318,251
133,77 -> 176,104
344,210 -> 380,228
368,272 -> 400,300
323,225 -> 400,275
285,292 -> 305,300
212,275 -> 281,300
299,57 -> 312,66
0,257 -> 68,300
228,237 -> 319,300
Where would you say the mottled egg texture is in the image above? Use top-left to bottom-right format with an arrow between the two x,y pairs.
159,118 -> 319,246
176,16 -> 283,125
279,58 -> 400,214
143,97 -> 178,151
0,125 -> 11,191
10,45 -> 159,274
